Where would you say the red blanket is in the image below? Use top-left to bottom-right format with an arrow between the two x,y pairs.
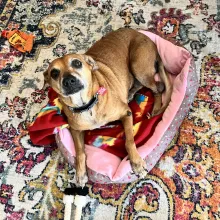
29,88 -> 162,158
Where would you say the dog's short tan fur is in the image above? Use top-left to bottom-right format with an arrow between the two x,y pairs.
44,28 -> 172,186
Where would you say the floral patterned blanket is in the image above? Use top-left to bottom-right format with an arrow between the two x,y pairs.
0,0 -> 219,219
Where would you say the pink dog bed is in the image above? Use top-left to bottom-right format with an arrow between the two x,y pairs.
55,31 -> 198,184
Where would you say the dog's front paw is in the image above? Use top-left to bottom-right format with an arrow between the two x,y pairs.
131,158 -> 147,179
76,172 -> 88,187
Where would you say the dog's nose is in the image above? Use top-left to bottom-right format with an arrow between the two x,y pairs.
62,75 -> 78,88
62,75 -> 84,95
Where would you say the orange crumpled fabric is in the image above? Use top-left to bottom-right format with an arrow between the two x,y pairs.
1,30 -> 35,53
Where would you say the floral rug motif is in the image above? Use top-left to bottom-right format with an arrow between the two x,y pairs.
0,0 -> 219,219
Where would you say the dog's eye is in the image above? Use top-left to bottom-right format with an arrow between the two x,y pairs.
71,59 -> 82,68
50,69 -> 60,80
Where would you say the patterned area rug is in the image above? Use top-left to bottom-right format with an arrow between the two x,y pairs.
0,0 -> 219,219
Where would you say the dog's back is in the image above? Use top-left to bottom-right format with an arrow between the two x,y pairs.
86,28 -> 155,74
86,28 -> 157,94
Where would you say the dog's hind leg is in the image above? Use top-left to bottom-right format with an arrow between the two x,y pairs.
130,41 -> 162,116
129,36 -> 171,116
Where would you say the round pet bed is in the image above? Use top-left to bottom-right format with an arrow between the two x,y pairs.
54,31 -> 198,184
29,30 -> 198,184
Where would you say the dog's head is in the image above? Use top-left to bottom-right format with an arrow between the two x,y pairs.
43,54 -> 98,97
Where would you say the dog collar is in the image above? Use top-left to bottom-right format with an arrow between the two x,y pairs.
68,87 -> 107,114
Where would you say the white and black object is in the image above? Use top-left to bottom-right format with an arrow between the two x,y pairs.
63,186 -> 89,220
63,194 -> 74,220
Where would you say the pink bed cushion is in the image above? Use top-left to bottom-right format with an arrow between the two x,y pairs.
56,31 -> 198,183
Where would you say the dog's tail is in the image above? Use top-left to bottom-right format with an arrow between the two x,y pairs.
155,58 -> 172,115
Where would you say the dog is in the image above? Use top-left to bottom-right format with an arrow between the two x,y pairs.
43,28 -> 172,186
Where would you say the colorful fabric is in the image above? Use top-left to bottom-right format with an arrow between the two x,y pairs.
29,87 -> 162,159
0,1 -> 219,219
29,87 -> 68,145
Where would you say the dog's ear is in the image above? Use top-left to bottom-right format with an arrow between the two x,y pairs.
41,70 -> 49,89
43,70 -> 49,81
83,55 -> 98,71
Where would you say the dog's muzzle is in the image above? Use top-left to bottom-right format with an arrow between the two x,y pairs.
62,75 -> 84,95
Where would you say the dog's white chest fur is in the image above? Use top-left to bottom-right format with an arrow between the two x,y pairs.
69,92 -> 107,130
80,111 -> 106,130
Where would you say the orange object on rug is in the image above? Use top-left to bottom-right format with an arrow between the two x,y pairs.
1,30 -> 35,53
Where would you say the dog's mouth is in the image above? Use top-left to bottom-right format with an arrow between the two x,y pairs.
63,85 -> 84,96
62,75 -> 84,96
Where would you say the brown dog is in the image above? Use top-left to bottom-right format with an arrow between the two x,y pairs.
43,28 -> 172,186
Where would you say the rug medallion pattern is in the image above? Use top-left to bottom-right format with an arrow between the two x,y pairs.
0,0 -> 219,219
